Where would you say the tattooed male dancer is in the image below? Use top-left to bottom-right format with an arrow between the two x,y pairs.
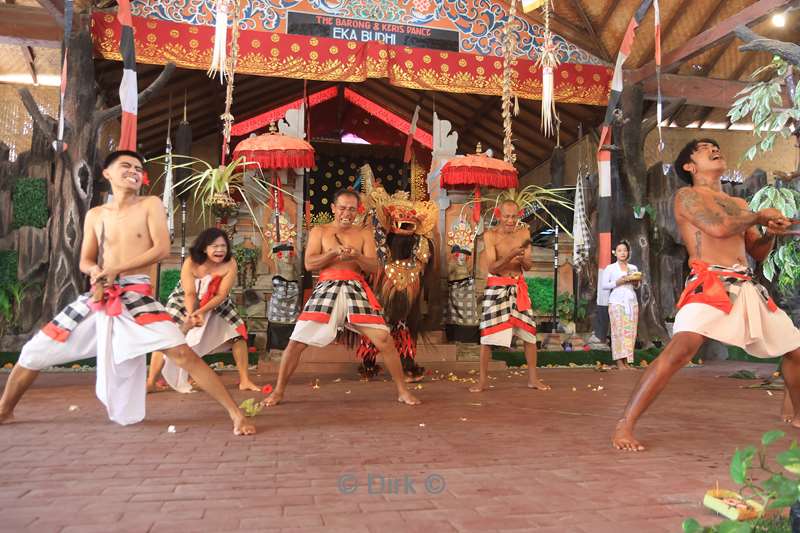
612,139 -> 798,451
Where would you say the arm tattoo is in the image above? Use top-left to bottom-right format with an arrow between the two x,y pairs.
679,191 -> 723,226
678,190 -> 756,235
714,197 -> 745,217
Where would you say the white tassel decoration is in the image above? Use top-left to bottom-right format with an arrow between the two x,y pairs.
208,0 -> 230,83
535,1 -> 560,138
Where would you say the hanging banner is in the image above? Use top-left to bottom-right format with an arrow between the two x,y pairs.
286,12 -> 460,51
92,12 -> 611,105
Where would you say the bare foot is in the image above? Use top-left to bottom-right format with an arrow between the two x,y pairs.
146,381 -> 169,393
238,380 -> 261,392
791,418 -> 800,430
0,410 -> 14,424
233,416 -> 256,436
527,379 -> 551,390
397,390 -> 421,405
612,420 -> 645,451
261,391 -> 283,407
469,382 -> 487,393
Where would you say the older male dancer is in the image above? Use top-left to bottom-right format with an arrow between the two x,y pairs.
0,151 -> 255,435
263,189 -> 420,406
612,139 -> 797,451
470,200 -> 549,393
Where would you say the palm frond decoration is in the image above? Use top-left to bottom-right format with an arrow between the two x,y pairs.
457,185 -> 574,236
146,154 -> 298,237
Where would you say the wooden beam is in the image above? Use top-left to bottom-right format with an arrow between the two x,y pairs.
20,45 -> 37,85
457,96 -> 498,132
567,0 -> 612,62
0,5 -> 61,48
36,0 -> 64,26
641,74 -> 749,108
628,0 -> 798,84
639,0 -> 696,69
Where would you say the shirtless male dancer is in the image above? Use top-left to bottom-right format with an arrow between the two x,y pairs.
470,200 -> 549,393
0,151 -> 255,435
263,189 -> 420,406
612,139 -> 798,451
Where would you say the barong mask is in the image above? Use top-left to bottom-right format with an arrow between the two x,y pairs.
368,189 -> 437,239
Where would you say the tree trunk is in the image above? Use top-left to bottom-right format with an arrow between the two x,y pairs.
40,13 -> 98,319
17,9 -> 174,323
615,84 -> 669,345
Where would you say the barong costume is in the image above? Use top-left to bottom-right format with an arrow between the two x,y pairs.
480,275 -> 537,347
672,261 -> 800,357
17,275 -> 185,425
354,184 -> 438,378
290,269 -> 388,347
161,274 -> 247,393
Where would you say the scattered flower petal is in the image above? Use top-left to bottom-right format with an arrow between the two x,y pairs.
68,405 -> 79,412
419,423 -> 425,428
261,384 -> 273,395
167,425 -> 176,433
345,390 -> 351,394
460,417 -> 468,422
333,378 -> 341,383
767,391 -> 774,396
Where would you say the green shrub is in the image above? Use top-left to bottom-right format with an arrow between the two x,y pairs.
159,269 -> 181,303
12,178 -> 48,229
0,251 -> 18,287
526,277 -> 554,314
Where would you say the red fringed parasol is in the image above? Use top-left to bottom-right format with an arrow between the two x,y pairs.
232,130 -> 315,169
440,152 -> 518,189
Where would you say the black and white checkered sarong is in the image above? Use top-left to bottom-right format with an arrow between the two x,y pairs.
299,278 -> 385,325
480,278 -> 536,335
165,284 -> 246,336
447,277 -> 479,326
42,275 -> 171,342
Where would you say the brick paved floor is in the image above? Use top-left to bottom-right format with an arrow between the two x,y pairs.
0,360 -> 791,532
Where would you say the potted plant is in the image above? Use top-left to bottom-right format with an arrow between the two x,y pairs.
683,429 -> 799,533
148,154 -> 292,232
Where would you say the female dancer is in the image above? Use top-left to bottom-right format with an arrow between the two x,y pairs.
147,228 -> 260,392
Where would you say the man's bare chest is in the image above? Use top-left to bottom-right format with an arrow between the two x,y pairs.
322,230 -> 362,250
96,210 -> 151,247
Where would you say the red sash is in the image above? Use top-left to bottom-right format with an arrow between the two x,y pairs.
487,275 -> 531,312
319,269 -> 382,311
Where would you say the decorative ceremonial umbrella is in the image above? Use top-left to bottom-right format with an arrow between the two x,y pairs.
440,144 -> 518,223
232,124 -> 315,242
440,150 -> 518,190
232,126 -> 315,169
